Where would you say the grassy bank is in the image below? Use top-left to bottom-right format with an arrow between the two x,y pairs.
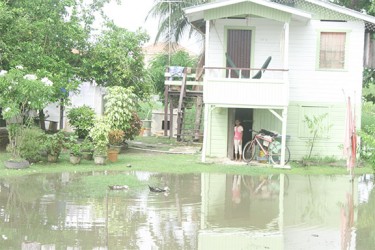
0,147 -> 373,178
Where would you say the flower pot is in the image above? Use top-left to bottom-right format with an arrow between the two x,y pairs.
4,159 -> 30,169
109,145 -> 122,154
47,154 -> 58,163
94,155 -> 106,165
70,155 -> 81,165
107,149 -> 119,163
141,120 -> 152,137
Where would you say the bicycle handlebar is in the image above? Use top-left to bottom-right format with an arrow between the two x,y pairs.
249,129 -> 278,137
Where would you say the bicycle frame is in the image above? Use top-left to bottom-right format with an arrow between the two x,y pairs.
252,134 -> 273,157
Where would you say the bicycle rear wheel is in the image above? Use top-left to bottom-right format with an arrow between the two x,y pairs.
268,141 -> 290,165
242,141 -> 258,162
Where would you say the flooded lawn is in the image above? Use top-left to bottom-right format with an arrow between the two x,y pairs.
0,171 -> 374,250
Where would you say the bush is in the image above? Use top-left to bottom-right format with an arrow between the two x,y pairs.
67,105 -> 96,139
124,112 -> 142,141
361,124 -> 375,170
18,126 -> 44,163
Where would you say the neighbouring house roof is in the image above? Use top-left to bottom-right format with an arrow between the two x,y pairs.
142,42 -> 197,66
184,0 -> 375,31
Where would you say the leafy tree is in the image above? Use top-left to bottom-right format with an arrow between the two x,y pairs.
331,0 -> 372,13
82,23 -> 151,98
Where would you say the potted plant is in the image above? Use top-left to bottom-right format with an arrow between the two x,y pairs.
89,116 -> 110,165
81,138 -> 94,160
67,105 -> 96,139
42,131 -> 66,163
108,129 -> 125,152
104,86 -> 142,141
65,135 -> 82,164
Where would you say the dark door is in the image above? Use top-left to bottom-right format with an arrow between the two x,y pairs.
226,29 -> 252,78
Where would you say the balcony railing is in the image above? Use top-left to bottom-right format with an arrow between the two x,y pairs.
203,67 -> 289,108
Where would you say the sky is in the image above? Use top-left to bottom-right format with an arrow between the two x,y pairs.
102,0 -> 202,54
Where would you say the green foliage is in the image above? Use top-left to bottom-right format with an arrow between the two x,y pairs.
124,112 -> 142,141
88,116 -> 110,156
0,0 -> 154,102
65,135 -> 82,157
303,113 -> 332,159
41,131 -> 66,156
360,124 -> 375,169
108,129 -> 125,146
147,51 -> 198,99
331,0 -> 371,12
147,0 -> 206,44
17,126 -> 44,163
81,138 -> 94,153
67,105 -> 96,139
83,24 -> 151,98
104,86 -> 137,131
137,99 -> 163,120
363,68 -> 375,103
0,67 -> 54,121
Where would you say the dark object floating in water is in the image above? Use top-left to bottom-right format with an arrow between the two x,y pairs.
148,185 -> 170,193
108,185 -> 129,190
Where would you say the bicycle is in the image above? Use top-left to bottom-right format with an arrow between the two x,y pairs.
242,129 -> 290,164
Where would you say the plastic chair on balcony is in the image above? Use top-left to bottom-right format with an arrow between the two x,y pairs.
252,56 -> 272,79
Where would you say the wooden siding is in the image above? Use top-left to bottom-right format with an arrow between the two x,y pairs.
288,20 -> 364,105
285,102 -> 347,160
204,78 -> 288,107
206,107 -> 228,157
207,18 -> 284,73
204,2 -> 291,22
252,109 -> 283,133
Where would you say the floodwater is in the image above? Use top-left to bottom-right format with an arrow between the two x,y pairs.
0,171 -> 374,250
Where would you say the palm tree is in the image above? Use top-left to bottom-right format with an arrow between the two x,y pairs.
146,0 -> 208,46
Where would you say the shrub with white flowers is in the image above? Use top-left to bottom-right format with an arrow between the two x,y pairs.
0,66 -> 54,159
0,66 -> 54,121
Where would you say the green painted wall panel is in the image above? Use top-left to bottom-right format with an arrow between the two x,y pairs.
204,2 -> 291,22
286,102 -> 346,160
208,107 -> 228,157
204,103 -> 348,160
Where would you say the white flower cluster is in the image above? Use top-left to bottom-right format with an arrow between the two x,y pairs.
41,77 -> 53,86
23,74 -> 38,81
0,70 -> 7,76
3,107 -> 11,113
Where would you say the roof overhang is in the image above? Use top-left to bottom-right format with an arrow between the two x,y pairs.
184,0 -> 375,32
184,0 -> 312,23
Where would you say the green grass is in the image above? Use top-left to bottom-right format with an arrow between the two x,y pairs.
0,147 -> 373,179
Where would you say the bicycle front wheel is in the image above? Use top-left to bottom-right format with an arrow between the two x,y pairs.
243,140 -> 258,162
268,141 -> 290,165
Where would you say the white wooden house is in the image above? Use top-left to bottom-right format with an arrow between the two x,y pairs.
184,0 -> 375,164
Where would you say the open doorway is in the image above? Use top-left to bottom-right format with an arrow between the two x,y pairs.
227,108 -> 253,159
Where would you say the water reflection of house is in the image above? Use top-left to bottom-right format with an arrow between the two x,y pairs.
64,203 -> 105,230
199,173 -> 358,249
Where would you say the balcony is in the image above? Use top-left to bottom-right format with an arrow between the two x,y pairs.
203,67 -> 289,108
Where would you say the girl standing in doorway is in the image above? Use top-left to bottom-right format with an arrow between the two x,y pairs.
234,119 -> 243,161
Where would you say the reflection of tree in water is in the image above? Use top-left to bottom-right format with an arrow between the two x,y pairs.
356,177 -> 375,249
300,176 -> 328,223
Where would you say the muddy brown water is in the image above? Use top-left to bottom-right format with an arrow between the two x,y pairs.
0,172 -> 374,250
